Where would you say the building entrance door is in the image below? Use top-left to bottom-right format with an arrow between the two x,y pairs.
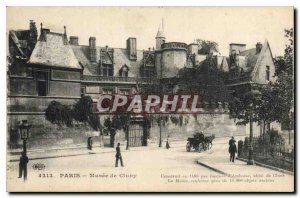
128,122 -> 147,147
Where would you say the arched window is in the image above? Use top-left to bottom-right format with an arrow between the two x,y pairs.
119,65 -> 129,77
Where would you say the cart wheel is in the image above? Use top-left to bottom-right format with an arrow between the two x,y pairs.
186,142 -> 191,152
198,143 -> 203,152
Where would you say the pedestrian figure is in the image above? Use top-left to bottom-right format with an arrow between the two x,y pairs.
110,128 -> 116,148
229,136 -> 235,147
229,142 -> 237,162
166,138 -> 170,149
115,143 -> 124,167
18,152 -> 29,181
87,137 -> 93,150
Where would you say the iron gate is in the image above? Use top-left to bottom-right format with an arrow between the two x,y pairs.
128,123 -> 147,147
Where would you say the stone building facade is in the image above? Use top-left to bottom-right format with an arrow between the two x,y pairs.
7,20 -> 278,149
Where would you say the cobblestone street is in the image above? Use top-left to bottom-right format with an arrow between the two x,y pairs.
7,137 -> 294,192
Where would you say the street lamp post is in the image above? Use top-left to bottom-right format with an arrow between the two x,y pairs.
247,104 -> 255,165
19,120 -> 31,155
159,115 -> 162,147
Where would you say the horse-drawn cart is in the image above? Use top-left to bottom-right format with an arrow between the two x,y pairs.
186,132 -> 215,152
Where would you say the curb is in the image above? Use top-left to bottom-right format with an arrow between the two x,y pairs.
8,144 -> 186,162
196,160 -> 228,176
236,157 -> 294,176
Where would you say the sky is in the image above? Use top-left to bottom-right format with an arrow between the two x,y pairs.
7,7 -> 293,56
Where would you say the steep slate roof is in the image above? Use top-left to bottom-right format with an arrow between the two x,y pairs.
72,45 -> 144,77
29,32 -> 82,70
113,48 -> 143,77
217,56 -> 229,71
195,54 -> 229,72
239,48 -> 259,73
71,45 -> 96,75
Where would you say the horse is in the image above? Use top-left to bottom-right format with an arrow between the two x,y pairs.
204,134 -> 215,149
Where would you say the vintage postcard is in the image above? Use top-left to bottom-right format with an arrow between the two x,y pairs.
6,7 -> 294,192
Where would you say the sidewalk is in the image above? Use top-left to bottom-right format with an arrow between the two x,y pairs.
196,138 -> 294,177
7,139 -> 187,162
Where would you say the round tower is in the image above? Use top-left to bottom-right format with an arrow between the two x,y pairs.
155,25 -> 166,50
161,42 -> 188,78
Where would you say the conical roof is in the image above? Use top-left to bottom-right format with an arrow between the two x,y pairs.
156,25 -> 165,38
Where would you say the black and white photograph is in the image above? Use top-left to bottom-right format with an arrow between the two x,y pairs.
5,6 -> 295,192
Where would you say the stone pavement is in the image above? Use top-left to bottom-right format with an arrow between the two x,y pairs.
197,138 -> 295,177
7,139 -> 187,162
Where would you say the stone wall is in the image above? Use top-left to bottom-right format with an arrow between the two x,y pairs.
8,114 -> 100,149
10,112 -> 271,150
148,114 -> 246,140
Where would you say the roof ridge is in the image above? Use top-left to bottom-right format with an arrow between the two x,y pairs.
47,32 -> 64,36
240,48 -> 255,53
71,45 -> 144,52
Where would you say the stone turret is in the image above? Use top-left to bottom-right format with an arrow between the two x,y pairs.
155,25 -> 166,50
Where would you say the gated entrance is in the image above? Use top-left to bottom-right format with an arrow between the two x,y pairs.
128,117 -> 148,147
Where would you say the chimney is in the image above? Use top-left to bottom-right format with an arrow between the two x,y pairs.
29,20 -> 37,41
69,36 -> 79,45
63,26 -> 68,45
127,38 -> 137,60
39,23 -> 50,42
28,20 -> 37,53
188,43 -> 198,54
256,42 -> 263,54
229,43 -> 246,55
89,37 -> 96,62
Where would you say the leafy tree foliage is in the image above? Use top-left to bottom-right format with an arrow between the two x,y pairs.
45,96 -> 101,131
73,96 -> 94,123
272,28 -> 294,124
178,66 -> 230,102
229,90 -> 262,125
45,101 -> 73,127
195,39 -> 219,55
255,28 -> 294,125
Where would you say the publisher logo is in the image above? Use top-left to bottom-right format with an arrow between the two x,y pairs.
32,163 -> 46,170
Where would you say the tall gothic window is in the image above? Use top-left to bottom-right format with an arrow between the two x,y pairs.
266,65 -> 270,81
103,64 -> 113,76
143,66 -> 155,78
36,71 -> 48,96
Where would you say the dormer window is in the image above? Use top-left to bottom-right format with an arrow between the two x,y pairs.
266,65 -> 270,81
119,65 -> 129,77
100,47 -> 114,77
103,64 -> 113,77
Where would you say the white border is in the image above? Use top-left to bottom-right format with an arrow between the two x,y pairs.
0,0 -> 298,197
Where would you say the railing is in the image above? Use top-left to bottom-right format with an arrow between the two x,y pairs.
161,42 -> 188,50
238,135 -> 294,172
82,75 -> 155,84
